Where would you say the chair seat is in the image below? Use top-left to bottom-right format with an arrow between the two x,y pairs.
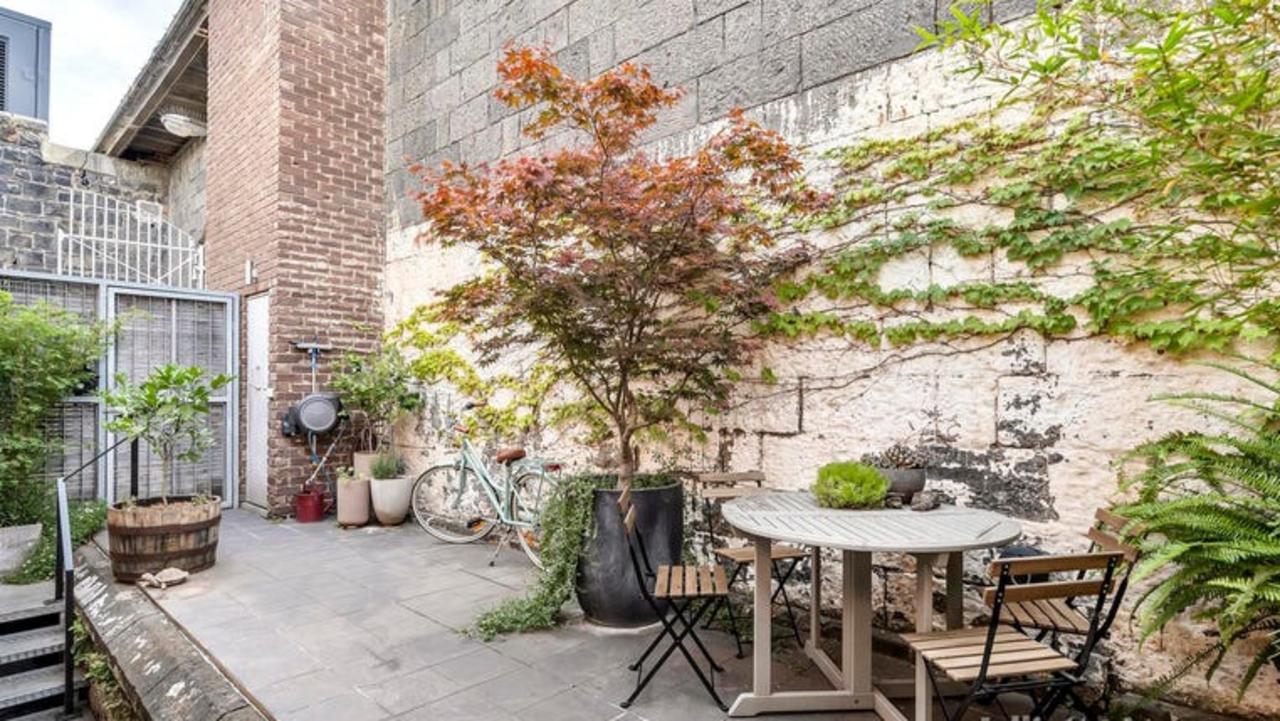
901,627 -> 1077,681
653,564 -> 729,599
1003,598 -> 1093,634
713,544 -> 808,564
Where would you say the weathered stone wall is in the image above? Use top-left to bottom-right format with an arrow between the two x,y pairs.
0,112 -> 167,273
166,136 -> 206,241
382,1 -> 1278,715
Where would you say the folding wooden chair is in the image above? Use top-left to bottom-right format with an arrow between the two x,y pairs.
617,485 -> 730,711
999,509 -> 1139,640
903,551 -> 1124,721
695,471 -> 807,656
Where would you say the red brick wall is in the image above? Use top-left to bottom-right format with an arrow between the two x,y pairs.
206,0 -> 385,514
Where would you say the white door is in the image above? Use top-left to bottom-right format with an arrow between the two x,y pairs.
246,294 -> 270,508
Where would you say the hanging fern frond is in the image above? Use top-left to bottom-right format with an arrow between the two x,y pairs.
1117,357 -> 1280,697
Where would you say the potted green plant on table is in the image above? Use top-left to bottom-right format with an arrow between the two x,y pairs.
369,452 -> 412,525
864,441 -> 928,502
330,343 -> 422,477
102,364 -> 231,582
812,462 -> 890,509
406,47 -> 817,627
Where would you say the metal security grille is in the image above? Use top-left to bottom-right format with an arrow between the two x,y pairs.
57,189 -> 205,289
0,269 -> 238,506
0,35 -> 8,111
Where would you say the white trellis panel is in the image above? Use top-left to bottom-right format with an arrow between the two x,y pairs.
57,188 -> 204,289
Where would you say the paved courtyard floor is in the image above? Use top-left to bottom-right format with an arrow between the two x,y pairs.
147,510 -> 914,721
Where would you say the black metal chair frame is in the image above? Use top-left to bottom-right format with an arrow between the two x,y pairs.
925,554 -> 1122,721
618,495 -> 729,712
999,514 -> 1138,720
696,475 -> 805,655
703,555 -> 804,656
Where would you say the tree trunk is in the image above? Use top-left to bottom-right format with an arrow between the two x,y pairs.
616,429 -> 636,489
161,453 -> 173,504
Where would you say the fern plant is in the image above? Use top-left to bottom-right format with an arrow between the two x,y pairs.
1117,358 -> 1280,696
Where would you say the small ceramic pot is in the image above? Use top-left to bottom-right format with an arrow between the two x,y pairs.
880,467 -> 926,501
370,476 -> 412,525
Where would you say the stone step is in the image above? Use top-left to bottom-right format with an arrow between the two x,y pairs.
0,605 -> 59,637
0,628 -> 63,668
0,666 -> 83,715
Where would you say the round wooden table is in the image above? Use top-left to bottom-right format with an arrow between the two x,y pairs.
721,492 -> 1022,719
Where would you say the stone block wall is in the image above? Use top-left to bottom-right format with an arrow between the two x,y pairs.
382,1 -> 1278,714
0,112 -> 166,273
166,136 -> 207,241
205,0 -> 386,514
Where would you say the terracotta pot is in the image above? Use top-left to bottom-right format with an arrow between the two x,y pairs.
352,451 -> 378,478
370,476 -> 412,525
106,496 -> 221,582
337,476 -> 371,526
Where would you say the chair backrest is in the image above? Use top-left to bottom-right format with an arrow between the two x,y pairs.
616,484 -> 652,582
1084,508 -> 1141,636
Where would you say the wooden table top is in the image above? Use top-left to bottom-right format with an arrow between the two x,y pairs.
721,491 -> 1022,554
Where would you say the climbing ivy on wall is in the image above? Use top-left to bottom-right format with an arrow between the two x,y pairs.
765,0 -> 1278,358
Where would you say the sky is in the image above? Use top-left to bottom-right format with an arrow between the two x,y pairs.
5,0 -> 184,149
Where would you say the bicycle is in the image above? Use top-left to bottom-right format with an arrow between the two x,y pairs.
410,402 -> 561,568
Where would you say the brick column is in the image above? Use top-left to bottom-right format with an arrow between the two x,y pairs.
206,0 -> 386,515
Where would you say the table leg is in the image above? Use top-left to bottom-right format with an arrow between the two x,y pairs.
753,535 -> 772,696
843,551 -> 872,694
915,553 -> 936,721
945,552 -> 964,631
809,546 -> 822,650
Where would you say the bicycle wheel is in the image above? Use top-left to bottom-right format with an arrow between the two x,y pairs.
412,463 -> 498,543
512,468 -> 555,568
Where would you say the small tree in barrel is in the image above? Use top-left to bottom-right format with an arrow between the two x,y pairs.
410,46 -> 817,485
103,364 -> 231,503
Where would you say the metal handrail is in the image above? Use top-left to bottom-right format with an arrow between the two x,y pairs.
51,433 -> 131,715
53,479 -> 76,716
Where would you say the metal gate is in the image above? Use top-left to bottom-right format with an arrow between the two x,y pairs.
0,269 -> 238,507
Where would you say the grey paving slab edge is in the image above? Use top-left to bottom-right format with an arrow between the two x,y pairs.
74,543 -> 271,721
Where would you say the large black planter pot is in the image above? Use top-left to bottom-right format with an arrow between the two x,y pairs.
576,483 -> 683,627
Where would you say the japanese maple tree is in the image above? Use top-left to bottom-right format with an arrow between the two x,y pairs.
410,46 -> 816,484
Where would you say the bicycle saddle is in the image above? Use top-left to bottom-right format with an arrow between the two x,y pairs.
495,447 -> 526,464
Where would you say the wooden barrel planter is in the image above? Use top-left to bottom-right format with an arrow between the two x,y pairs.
106,496 -> 222,582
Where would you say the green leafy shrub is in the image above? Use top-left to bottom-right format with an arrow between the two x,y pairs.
102,364 -> 232,503
369,453 -> 403,480
0,291 -> 111,526
330,344 -> 422,453
471,473 -> 675,640
812,462 -> 889,509
1116,358 -> 1280,696
5,499 -> 107,584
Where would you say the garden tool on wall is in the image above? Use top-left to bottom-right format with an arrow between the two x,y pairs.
286,340 -> 345,512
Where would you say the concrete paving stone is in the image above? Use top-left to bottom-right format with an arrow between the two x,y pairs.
277,691 -> 389,721
370,627 -> 483,675
345,600 -> 448,645
427,645 -> 526,686
482,625 -> 594,665
432,665 -> 572,715
398,580 -> 520,630
517,686 -> 628,721
245,669 -> 349,715
355,662 -> 467,715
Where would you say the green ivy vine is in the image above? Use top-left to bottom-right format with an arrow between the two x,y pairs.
761,1 -> 1279,359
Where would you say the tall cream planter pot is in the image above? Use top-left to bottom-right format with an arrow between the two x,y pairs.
370,476 -> 412,525
337,476 -> 371,526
